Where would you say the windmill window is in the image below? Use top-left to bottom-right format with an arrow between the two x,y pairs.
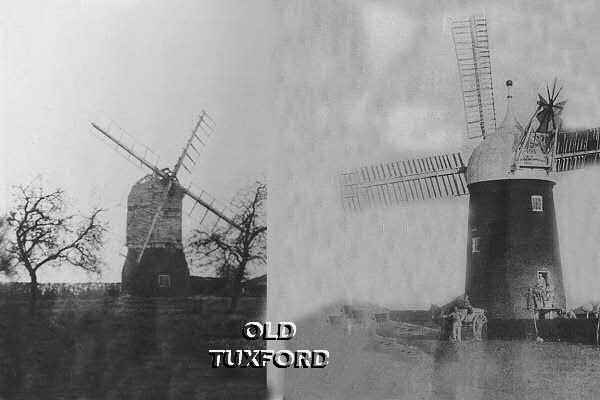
531,195 -> 543,212
537,271 -> 549,286
472,237 -> 480,253
158,274 -> 171,288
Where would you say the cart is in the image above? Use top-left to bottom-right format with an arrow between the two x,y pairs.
442,307 -> 487,341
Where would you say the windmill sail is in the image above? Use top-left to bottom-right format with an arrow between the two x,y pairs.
90,111 -> 243,265
91,113 -> 240,227
555,127 -> 600,172
181,183 -> 241,231
451,15 -> 497,139
173,111 -> 215,176
340,153 -> 469,212
91,114 -> 163,177
134,179 -> 176,262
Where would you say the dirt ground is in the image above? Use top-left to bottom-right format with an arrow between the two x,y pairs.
284,318 -> 600,400
0,295 -> 266,400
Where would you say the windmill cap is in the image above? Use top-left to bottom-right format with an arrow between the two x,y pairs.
466,132 -> 555,185
466,77 -> 554,185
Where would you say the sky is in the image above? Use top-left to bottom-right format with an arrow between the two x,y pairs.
268,0 -> 600,323
1,1 -> 272,282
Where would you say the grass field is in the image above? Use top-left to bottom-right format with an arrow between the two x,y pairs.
429,340 -> 600,400
284,316 -> 600,400
0,295 -> 266,400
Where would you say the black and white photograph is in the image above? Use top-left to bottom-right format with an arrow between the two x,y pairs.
5,1 -> 600,400
269,1 -> 600,399
1,2 -> 269,399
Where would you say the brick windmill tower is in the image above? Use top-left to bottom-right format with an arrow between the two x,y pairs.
464,79 -> 566,319
340,15 -> 600,321
90,112 -> 241,296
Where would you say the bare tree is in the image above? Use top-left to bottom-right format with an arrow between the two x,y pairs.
190,181 -> 266,313
0,216 -> 12,272
1,177 -> 106,307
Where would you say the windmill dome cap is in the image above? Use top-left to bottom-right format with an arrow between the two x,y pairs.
466,130 -> 518,184
466,92 -> 555,185
468,80 -> 522,185
467,133 -> 555,185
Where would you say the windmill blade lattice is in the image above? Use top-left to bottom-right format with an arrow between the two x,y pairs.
451,15 -> 497,139
172,111 -> 215,176
90,113 -> 162,176
182,182 -> 240,231
555,127 -> 600,172
340,152 -> 469,213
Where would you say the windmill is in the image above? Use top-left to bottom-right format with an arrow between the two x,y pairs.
90,111 -> 241,296
339,15 -> 600,320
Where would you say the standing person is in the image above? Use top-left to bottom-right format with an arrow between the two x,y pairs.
526,287 -> 534,310
462,294 -> 472,309
444,307 -> 463,341
534,273 -> 546,309
546,282 -> 555,308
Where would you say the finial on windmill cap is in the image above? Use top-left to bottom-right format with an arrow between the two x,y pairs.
498,79 -> 516,131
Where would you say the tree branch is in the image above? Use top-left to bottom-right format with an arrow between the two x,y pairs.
4,179 -> 106,284
189,181 -> 266,283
